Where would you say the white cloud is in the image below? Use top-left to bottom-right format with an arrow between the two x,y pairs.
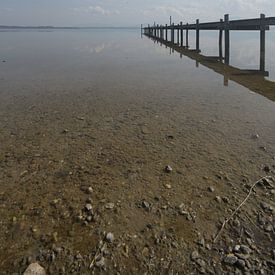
72,5 -> 120,16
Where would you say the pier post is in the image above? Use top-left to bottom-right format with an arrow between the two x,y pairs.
219,19 -> 223,59
260,13 -> 266,72
177,26 -> 180,45
186,23 -> 189,48
172,23 -> 175,44
224,14 -> 230,65
180,22 -> 183,47
196,19 -> 200,52
165,24 -> 168,41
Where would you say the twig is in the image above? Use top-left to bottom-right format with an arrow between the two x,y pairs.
213,177 -> 264,243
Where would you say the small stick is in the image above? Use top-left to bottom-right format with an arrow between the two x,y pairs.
213,177 -> 264,243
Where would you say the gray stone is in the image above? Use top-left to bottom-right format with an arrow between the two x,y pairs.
85,203 -> 93,212
236,259 -> 246,269
105,203 -> 115,209
23,263 -> 46,275
191,250 -> 200,260
240,245 -> 251,255
164,165 -> 173,173
95,257 -> 105,268
106,232 -> 114,243
208,186 -> 215,192
223,254 -> 238,265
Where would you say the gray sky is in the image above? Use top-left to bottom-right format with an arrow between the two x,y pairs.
0,0 -> 274,27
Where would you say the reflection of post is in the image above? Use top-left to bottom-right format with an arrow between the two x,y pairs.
224,75 -> 229,86
196,19 -> 200,52
180,22 -> 183,47
196,61 -> 199,68
224,14 -> 230,65
186,23 -> 189,48
219,19 -> 223,59
260,14 -> 266,72
165,24 -> 168,41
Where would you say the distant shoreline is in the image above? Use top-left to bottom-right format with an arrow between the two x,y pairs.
0,26 -> 139,30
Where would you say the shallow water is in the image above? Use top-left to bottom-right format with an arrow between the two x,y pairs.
0,29 -> 274,273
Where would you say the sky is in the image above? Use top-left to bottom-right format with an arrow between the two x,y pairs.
0,0 -> 274,27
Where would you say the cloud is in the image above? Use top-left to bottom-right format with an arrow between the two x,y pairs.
72,5 -> 120,16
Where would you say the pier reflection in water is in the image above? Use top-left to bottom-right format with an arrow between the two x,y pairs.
144,33 -> 275,103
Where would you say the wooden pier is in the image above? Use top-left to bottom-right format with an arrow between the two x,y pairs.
142,14 -> 275,70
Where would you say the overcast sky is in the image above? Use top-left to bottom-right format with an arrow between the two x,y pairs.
0,0 -> 274,27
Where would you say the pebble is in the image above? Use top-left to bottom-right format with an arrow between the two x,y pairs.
105,203 -> 115,209
260,202 -> 273,212
85,204 -> 93,211
236,259 -> 246,269
222,197 -> 229,203
223,254 -> 238,265
165,184 -> 172,189
191,250 -> 200,260
164,165 -> 173,173
23,263 -> 46,275
106,232 -> 114,243
208,186 -> 215,192
87,187 -> 93,194
142,201 -> 150,210
264,224 -> 273,232
215,196 -> 222,203
95,257 -> 105,268
240,245 -> 251,255
251,134 -> 259,139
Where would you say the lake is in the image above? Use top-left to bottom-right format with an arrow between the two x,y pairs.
0,28 -> 274,273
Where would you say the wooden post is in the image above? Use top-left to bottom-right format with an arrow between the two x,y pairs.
180,22 -> 183,47
260,13 -> 266,72
219,19 -> 223,59
196,19 -> 200,52
224,14 -> 230,65
172,23 -> 175,44
165,24 -> 168,41
177,26 -> 179,45
186,23 -> 189,48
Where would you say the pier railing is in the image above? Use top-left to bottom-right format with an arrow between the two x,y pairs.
142,14 -> 275,70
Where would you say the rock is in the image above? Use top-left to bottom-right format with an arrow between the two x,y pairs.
236,259 -> 246,269
234,245 -> 241,252
85,204 -> 93,211
191,250 -> 200,260
222,197 -> 229,203
257,177 -> 274,188
106,232 -> 114,243
251,134 -> 259,139
208,186 -> 215,192
260,202 -> 273,212
164,165 -> 173,173
142,201 -> 150,210
197,238 -> 205,247
240,245 -> 251,254
87,187 -> 93,194
105,203 -> 115,209
23,263 -> 46,275
215,196 -> 222,203
263,165 -> 271,173
164,184 -> 172,189
95,257 -> 105,268
223,254 -> 238,265
264,224 -> 273,232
